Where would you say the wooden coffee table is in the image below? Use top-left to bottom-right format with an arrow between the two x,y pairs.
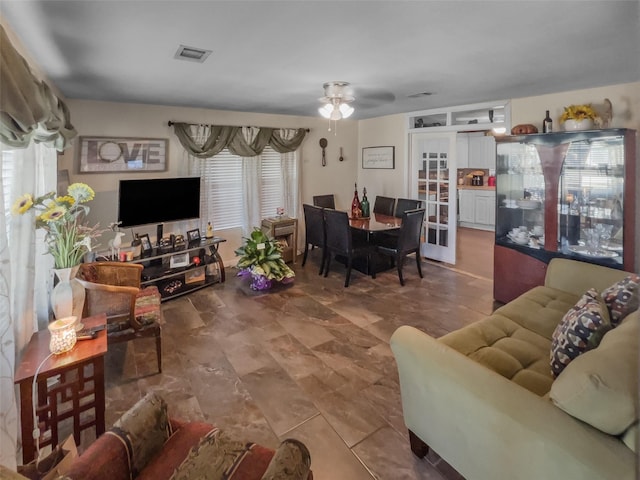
14,313 -> 107,463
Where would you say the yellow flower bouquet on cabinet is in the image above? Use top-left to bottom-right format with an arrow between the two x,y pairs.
559,104 -> 599,123
12,182 -> 104,268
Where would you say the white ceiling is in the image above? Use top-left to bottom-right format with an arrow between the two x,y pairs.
1,0 -> 638,120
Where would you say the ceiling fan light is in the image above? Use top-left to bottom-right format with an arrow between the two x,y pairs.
339,103 -> 354,118
330,106 -> 342,121
319,105 -> 332,119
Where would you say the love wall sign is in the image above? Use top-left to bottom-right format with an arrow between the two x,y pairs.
77,136 -> 168,173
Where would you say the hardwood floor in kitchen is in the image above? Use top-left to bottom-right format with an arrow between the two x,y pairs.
97,251 -> 496,480
448,227 -> 494,280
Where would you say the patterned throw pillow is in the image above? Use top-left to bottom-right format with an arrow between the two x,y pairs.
601,274 -> 640,326
550,288 -> 610,378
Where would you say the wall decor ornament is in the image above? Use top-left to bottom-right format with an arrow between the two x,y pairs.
362,146 -> 395,169
78,136 -> 168,173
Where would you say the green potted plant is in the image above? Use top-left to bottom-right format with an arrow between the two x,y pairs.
235,228 -> 295,291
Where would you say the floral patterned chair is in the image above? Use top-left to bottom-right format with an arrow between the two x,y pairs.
77,262 -> 162,373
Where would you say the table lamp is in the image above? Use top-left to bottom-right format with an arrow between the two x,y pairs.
48,316 -> 77,354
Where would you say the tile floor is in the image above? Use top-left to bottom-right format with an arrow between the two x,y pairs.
101,249 -> 496,480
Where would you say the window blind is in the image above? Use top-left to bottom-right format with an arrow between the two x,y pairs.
260,148 -> 284,219
561,136 -> 624,200
199,146 -> 296,231
200,148 -> 244,230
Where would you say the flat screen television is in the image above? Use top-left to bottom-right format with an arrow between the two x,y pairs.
118,177 -> 201,228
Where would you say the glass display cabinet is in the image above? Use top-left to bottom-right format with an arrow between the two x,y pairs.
494,128 -> 636,303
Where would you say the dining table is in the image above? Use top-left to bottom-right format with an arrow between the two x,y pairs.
346,213 -> 402,275
349,213 -> 402,233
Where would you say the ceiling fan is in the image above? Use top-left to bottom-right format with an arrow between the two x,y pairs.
318,81 -> 355,121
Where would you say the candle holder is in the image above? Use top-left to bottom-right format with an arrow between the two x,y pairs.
48,316 -> 77,354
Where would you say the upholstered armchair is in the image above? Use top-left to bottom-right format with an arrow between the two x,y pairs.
77,262 -> 162,373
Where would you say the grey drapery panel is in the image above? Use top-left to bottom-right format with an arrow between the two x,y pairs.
172,123 -> 306,157
0,25 -> 77,151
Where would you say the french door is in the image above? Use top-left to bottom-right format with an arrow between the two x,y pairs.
409,132 -> 457,264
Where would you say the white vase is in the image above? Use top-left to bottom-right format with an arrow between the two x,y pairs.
563,119 -> 594,131
51,265 -> 85,330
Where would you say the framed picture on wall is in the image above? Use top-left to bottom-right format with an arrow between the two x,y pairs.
362,146 -> 395,169
77,136 -> 168,173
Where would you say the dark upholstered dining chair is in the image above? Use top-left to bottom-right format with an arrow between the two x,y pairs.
302,203 -> 327,275
323,209 -> 374,287
394,198 -> 423,218
376,208 -> 425,286
77,262 -> 162,374
373,196 -> 395,216
313,194 -> 335,209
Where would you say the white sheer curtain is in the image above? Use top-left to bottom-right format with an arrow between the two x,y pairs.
241,127 -> 262,235
279,129 -> 301,231
0,142 -> 56,468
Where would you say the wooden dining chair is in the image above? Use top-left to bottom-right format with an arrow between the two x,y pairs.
77,262 -> 162,373
323,209 -> 374,287
313,194 -> 336,209
302,204 -> 327,275
376,208 -> 426,286
373,196 -> 395,216
394,198 -> 423,218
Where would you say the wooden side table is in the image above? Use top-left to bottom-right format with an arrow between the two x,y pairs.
261,216 -> 298,264
14,314 -> 107,463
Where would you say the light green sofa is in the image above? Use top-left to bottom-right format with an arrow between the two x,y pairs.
390,258 -> 638,480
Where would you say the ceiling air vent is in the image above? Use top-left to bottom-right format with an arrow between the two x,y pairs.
174,45 -> 212,63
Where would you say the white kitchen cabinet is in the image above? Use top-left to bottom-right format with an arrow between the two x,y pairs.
481,135 -> 496,170
466,134 -> 496,170
458,189 -> 495,230
456,136 -> 469,168
474,191 -> 496,225
458,190 -> 475,223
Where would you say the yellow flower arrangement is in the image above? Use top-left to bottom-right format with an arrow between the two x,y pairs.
559,104 -> 599,123
12,182 -> 104,268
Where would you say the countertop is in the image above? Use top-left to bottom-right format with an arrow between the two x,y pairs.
457,185 -> 496,191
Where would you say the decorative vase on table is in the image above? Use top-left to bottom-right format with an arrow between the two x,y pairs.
51,265 -> 85,330
563,119 -> 594,131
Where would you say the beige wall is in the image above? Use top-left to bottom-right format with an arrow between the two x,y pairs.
511,82 -> 640,131
58,100 -> 358,265
358,82 -> 640,197
356,114 -> 407,202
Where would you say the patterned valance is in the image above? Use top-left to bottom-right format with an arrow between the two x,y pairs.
171,123 -> 307,158
0,24 -> 76,151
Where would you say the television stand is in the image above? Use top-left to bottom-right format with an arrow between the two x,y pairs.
131,237 -> 226,301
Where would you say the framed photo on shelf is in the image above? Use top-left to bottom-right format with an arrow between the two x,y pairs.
139,233 -> 152,254
362,146 -> 395,169
169,252 -> 190,269
77,136 -> 168,173
187,228 -> 201,243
